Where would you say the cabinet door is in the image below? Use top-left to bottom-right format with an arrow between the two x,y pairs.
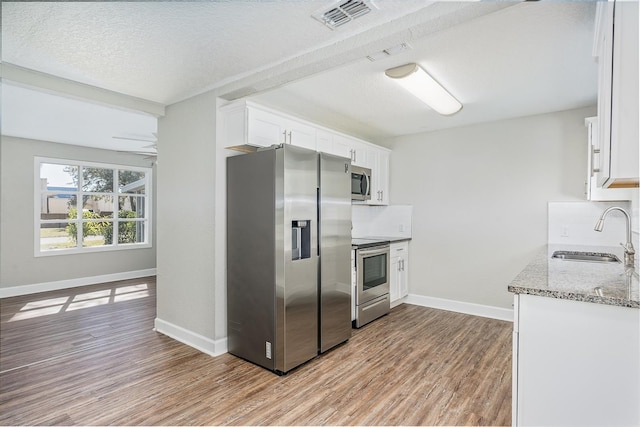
389,255 -> 400,303
596,0 -> 639,188
316,130 -> 334,154
350,140 -> 370,168
332,133 -> 355,161
286,119 -> 317,151
368,149 -> 390,205
399,247 -> 408,299
515,295 -> 640,426
247,107 -> 286,147
595,2 -> 613,187
317,130 -> 351,158
331,134 -> 371,167
390,242 -> 409,304
608,0 -> 639,186
396,242 -> 409,299
585,117 -> 633,201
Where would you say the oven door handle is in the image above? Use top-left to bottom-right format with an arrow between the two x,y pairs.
358,246 -> 389,257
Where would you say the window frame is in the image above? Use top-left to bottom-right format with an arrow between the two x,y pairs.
34,157 -> 153,257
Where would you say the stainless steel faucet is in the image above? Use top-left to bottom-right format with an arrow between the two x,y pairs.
594,206 -> 636,267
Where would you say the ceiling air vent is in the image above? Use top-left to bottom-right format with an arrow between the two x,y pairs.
313,0 -> 376,30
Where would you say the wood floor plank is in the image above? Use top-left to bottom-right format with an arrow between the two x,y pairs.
0,278 -> 512,426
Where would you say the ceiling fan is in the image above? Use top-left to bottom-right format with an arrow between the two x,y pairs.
112,133 -> 158,158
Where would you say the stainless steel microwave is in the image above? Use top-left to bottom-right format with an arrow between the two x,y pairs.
351,165 -> 371,201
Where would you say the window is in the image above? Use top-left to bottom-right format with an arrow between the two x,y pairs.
35,158 -> 152,256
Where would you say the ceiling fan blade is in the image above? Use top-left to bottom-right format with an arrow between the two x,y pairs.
116,149 -> 157,156
112,135 -> 157,143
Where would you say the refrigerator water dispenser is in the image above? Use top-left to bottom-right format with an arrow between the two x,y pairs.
292,220 -> 310,260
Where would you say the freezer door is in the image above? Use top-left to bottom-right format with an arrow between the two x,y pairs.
318,152 -> 352,352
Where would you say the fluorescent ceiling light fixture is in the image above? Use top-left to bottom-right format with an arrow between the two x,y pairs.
384,63 -> 462,115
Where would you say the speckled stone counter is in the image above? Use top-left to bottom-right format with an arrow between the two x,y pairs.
508,244 -> 639,308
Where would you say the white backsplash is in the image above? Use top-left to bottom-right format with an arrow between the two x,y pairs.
352,204 -> 413,239
548,201 -> 633,247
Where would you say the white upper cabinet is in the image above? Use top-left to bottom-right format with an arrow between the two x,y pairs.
368,149 -> 390,205
283,118 -> 316,151
221,101 -> 316,150
584,117 -> 633,201
246,107 -> 286,147
221,100 -> 391,205
348,139 -> 371,169
319,130 -> 371,168
316,129 -> 390,205
594,0 -> 639,189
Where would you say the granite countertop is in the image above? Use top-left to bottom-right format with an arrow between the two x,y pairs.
508,244 -> 639,308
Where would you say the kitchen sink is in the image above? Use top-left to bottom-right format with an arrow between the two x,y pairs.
551,250 -> 621,263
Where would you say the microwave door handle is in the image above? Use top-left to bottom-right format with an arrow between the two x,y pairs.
364,172 -> 370,197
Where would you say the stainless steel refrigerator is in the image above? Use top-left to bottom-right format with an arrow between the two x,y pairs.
227,144 -> 352,374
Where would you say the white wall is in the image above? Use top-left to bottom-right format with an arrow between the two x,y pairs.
0,136 -> 157,294
155,91 -> 224,355
388,106 -> 596,309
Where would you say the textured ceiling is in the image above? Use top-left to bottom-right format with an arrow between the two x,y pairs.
251,1 -> 598,142
1,1 -> 598,149
2,0 -> 436,104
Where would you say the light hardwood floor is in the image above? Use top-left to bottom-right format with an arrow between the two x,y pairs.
0,277 -> 512,426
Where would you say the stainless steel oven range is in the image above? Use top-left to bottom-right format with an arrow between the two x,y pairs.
352,239 -> 390,328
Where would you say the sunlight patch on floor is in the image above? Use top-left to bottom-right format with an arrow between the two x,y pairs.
9,283 -> 149,322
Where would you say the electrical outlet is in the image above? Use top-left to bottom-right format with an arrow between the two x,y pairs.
399,224 -> 404,232
561,225 -> 569,237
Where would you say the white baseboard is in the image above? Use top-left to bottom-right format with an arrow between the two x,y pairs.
154,317 -> 228,357
405,294 -> 513,322
0,268 -> 157,298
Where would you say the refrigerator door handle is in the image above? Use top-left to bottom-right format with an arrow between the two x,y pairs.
316,188 -> 321,256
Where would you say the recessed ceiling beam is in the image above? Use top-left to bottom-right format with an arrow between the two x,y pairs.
211,1 -> 516,102
1,63 -> 165,117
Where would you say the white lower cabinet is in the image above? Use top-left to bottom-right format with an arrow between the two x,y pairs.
512,294 -> 640,426
389,241 -> 409,306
